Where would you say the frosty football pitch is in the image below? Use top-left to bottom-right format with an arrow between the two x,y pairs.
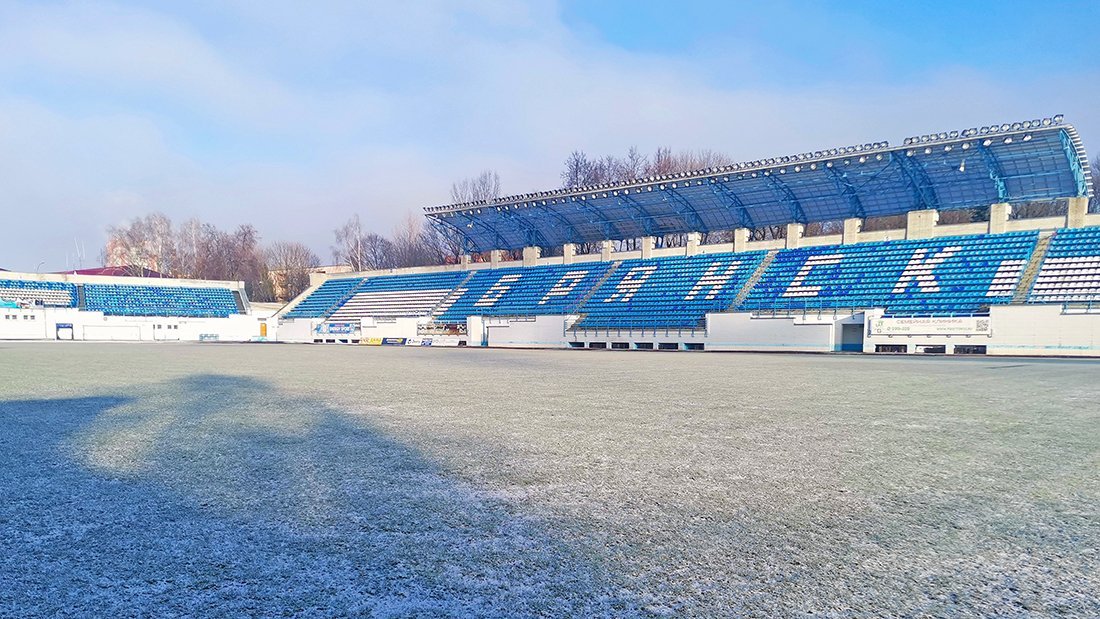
1,342 -> 1097,617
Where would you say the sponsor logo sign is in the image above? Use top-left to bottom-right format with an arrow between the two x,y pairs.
364,337 -> 383,346
869,316 -> 992,336
316,322 -> 357,335
381,337 -> 407,346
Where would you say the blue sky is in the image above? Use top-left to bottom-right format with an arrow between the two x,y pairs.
1,0 -> 1097,271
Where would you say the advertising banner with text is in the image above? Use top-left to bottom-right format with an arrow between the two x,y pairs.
869,316 -> 991,336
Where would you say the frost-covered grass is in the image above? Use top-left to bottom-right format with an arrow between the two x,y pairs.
1,342 -> 1098,617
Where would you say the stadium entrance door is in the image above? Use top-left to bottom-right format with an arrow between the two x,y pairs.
840,323 -> 864,352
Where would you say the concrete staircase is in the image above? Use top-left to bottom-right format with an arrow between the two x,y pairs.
231,289 -> 248,314
1012,233 -> 1054,303
731,250 -> 777,309
429,271 -> 477,318
565,261 -> 622,330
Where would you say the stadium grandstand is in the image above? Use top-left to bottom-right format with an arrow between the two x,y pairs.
2,115 -> 1097,354
276,115 -> 1100,356
0,271 -> 270,342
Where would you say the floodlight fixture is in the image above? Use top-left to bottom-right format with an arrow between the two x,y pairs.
1053,114 -> 1064,123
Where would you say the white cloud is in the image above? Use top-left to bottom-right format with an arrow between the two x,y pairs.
0,1 -> 1096,271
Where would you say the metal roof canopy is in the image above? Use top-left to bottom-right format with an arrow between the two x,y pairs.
425,116 -> 1093,253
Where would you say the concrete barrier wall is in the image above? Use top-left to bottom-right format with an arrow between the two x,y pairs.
863,306 -> 1100,356
0,306 -> 264,342
706,312 -> 840,352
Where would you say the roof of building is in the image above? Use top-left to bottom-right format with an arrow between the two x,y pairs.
424,115 -> 1092,252
54,266 -> 167,278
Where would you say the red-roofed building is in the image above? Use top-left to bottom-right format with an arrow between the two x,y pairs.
53,266 -> 167,278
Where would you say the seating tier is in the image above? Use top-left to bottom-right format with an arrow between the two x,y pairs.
434,263 -> 614,322
1028,226 -> 1100,303
576,252 -> 766,329
327,271 -> 469,320
283,278 -> 365,319
83,284 -> 239,317
0,279 -> 76,307
738,232 -> 1038,316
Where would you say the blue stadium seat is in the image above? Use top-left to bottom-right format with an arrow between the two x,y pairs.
575,252 -> 766,329
83,284 -> 239,317
283,278 -> 365,319
435,263 -> 614,322
330,271 -> 470,320
0,279 -> 77,307
1028,226 -> 1100,304
738,232 -> 1039,316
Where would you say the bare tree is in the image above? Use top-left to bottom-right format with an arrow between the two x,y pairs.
425,170 -> 503,262
332,214 -> 368,271
420,223 -> 464,264
451,170 -> 501,204
174,218 -> 204,279
615,146 -> 648,181
361,232 -> 397,270
104,212 -> 176,275
102,214 -> 275,300
390,213 -> 436,268
561,151 -> 593,188
265,241 -> 320,302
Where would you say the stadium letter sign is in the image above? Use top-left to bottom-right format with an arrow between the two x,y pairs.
782,254 -> 844,297
891,247 -> 961,293
604,265 -> 657,303
538,270 -> 588,305
475,274 -> 522,307
684,261 -> 741,301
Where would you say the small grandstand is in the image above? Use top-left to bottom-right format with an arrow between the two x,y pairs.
0,271 -> 269,342
278,115 -> 1100,356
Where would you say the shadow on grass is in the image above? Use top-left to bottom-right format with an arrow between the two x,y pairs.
0,375 -> 642,618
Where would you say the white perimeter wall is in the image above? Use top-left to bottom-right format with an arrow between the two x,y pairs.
864,306 -> 1100,356
278,305 -> 1100,357
0,307 -> 265,342
705,312 -> 849,352
483,315 -> 570,348
474,312 -> 856,352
